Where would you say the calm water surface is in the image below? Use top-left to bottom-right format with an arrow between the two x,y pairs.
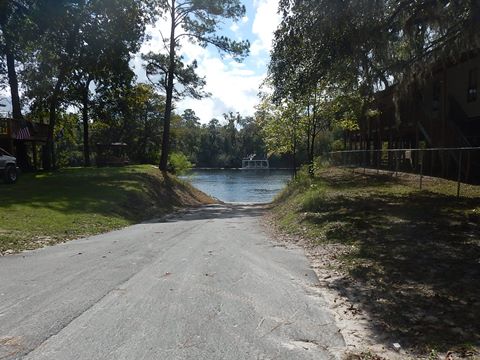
182,169 -> 292,203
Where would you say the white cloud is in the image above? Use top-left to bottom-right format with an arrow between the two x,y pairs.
176,50 -> 264,122
251,0 -> 281,56
177,97 -> 216,121
230,23 -> 240,33
131,2 -> 281,124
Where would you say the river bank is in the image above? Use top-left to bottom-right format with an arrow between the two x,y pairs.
268,167 -> 480,359
0,165 -> 215,254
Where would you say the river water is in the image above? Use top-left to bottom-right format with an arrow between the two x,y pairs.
181,169 -> 292,203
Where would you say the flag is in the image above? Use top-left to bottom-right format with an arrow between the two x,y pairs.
16,124 -> 31,140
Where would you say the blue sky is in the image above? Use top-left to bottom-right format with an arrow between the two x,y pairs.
132,0 -> 281,123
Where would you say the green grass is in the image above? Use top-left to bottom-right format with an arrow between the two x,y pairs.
272,167 -> 480,356
0,165 -> 213,254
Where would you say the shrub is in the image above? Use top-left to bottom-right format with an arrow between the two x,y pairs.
301,187 -> 326,212
331,139 -> 345,151
168,152 -> 193,174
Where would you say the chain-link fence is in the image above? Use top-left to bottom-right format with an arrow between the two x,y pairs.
329,147 -> 480,197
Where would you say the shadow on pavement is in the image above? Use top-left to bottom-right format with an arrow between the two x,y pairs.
149,204 -> 270,223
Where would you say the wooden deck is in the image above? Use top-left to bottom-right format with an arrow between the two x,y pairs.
0,117 -> 49,142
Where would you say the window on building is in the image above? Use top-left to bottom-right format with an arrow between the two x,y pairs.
467,68 -> 478,102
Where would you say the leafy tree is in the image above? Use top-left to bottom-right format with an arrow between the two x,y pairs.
23,0 -> 150,169
172,109 -> 201,162
256,95 -> 302,175
219,112 -> 239,166
92,83 -> 165,164
168,109 -> 269,168
271,0 -> 480,102
147,0 -> 250,171
54,112 -> 83,167
22,0 -> 89,169
267,0 -> 480,169
0,0 -> 32,119
68,0 -> 149,166
237,115 -> 266,160
197,118 -> 222,166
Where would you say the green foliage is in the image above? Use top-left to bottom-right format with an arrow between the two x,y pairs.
301,187 -> 326,213
171,110 -> 269,168
312,155 -> 330,172
55,112 -> 83,167
266,0 -> 480,167
92,83 -> 164,164
11,0 -> 154,168
271,0 -> 480,101
331,139 -> 345,151
143,53 -> 208,100
149,0 -> 250,170
168,152 -> 192,174
0,165 -> 213,253
257,79 -> 367,171
256,95 -> 300,157
293,165 -> 314,187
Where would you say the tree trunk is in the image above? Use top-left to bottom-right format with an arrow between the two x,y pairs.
305,101 -> 313,176
310,120 -> 317,174
159,1 -> 177,172
5,35 -> 29,170
82,80 -> 92,167
42,15 -> 81,170
292,122 -> 297,178
5,34 -> 22,120
43,76 -> 66,170
308,94 -> 318,176
43,97 -> 57,170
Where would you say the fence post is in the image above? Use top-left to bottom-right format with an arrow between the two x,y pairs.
363,150 -> 366,174
395,150 -> 399,177
419,150 -> 424,190
457,149 -> 462,198
376,150 -> 380,174
352,151 -> 355,174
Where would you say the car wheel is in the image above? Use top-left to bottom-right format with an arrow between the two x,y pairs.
4,165 -> 18,184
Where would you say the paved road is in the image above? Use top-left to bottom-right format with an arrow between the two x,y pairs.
0,204 -> 345,359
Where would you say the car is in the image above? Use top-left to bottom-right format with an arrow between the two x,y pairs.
0,147 -> 19,183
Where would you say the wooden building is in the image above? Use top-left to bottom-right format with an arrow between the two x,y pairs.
347,50 -> 480,182
0,114 -> 49,170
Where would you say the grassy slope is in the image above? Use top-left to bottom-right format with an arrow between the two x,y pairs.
0,165 -> 214,254
272,167 -> 480,356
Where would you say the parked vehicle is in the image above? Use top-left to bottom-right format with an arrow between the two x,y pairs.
0,147 -> 19,183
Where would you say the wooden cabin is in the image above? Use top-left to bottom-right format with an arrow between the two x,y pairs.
347,50 -> 480,182
0,114 -> 49,170
96,143 -> 129,167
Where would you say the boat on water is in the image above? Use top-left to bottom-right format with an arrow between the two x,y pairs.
241,155 -> 269,169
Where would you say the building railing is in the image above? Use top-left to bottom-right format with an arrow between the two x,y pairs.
328,147 -> 480,197
0,117 -> 49,141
